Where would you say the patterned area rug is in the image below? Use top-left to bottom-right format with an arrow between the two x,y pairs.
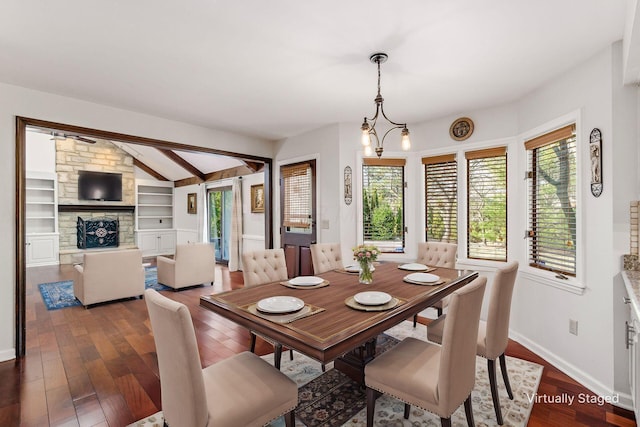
38,267 -> 169,310
128,322 -> 543,427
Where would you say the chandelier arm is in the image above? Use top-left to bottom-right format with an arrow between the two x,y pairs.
379,102 -> 407,128
380,125 -> 405,145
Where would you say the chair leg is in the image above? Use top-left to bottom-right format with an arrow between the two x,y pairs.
274,343 -> 282,370
321,364 -> 326,372
488,358 -> 504,425
404,403 -> 410,419
289,348 -> 294,361
440,417 -> 452,427
249,332 -> 257,353
413,313 -> 418,327
464,394 -> 475,427
499,353 -> 514,400
283,409 -> 295,427
436,306 -> 443,317
366,387 -> 380,427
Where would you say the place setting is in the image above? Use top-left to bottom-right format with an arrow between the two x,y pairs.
345,291 -> 404,311
336,263 -> 376,274
402,272 -> 446,286
280,275 -> 330,289
244,295 -> 325,323
397,262 -> 436,272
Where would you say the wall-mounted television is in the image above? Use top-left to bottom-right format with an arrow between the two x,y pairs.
78,171 -> 123,201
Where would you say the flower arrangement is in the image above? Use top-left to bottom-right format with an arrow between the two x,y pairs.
353,244 -> 379,284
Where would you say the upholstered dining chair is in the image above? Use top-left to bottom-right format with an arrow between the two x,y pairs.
413,242 -> 458,326
365,276 -> 487,427
427,261 -> 519,425
310,243 -> 344,274
144,289 -> 297,427
242,248 -> 293,369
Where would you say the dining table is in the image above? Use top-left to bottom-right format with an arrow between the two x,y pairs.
200,262 -> 478,383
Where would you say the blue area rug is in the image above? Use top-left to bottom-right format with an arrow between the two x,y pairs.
38,267 -> 170,310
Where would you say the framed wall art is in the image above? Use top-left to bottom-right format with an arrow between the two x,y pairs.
449,117 -> 474,141
251,184 -> 265,213
187,193 -> 197,214
589,128 -> 602,197
344,166 -> 352,205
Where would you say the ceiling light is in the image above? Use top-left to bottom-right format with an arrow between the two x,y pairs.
360,52 -> 411,158
50,132 -> 67,141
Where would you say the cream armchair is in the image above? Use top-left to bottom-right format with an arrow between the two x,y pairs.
157,243 -> 216,290
310,243 -> 344,274
73,249 -> 145,307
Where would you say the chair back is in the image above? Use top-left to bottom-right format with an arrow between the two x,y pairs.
242,248 -> 288,287
310,243 -> 344,274
416,242 -> 457,268
484,261 -> 519,359
437,276 -> 486,414
144,289 -> 208,427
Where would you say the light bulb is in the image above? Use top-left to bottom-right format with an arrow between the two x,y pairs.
401,128 -> 411,151
364,145 -> 372,156
361,121 -> 371,146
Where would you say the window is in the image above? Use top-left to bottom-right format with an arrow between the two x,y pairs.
423,154 -> 457,243
362,158 -> 405,253
525,124 -> 577,276
466,147 -> 507,261
281,162 -> 313,232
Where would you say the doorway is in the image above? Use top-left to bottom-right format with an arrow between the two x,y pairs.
208,186 -> 232,263
15,116 -> 274,357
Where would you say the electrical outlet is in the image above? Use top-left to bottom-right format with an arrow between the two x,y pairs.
569,319 -> 578,335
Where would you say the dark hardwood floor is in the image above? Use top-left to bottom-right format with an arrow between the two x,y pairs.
0,263 -> 635,426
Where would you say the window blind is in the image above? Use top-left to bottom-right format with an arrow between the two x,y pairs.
362,161 -> 405,253
466,147 -> 507,261
423,154 -> 457,243
282,162 -> 312,229
526,125 -> 577,276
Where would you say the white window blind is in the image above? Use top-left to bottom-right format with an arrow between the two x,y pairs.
526,124 -> 577,276
466,147 -> 507,261
423,154 -> 457,243
362,158 -> 405,253
282,162 -> 312,229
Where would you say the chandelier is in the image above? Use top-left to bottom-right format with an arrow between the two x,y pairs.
360,52 -> 410,158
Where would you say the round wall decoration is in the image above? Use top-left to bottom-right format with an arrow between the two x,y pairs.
449,117 -> 474,141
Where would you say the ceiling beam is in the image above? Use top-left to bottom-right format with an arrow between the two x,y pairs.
174,165 -> 257,188
133,158 -> 169,181
242,161 -> 264,173
158,148 -> 206,182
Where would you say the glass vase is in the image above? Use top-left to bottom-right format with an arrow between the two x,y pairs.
358,260 -> 374,284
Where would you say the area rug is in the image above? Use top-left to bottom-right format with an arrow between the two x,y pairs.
128,322 -> 543,427
38,267 -> 169,310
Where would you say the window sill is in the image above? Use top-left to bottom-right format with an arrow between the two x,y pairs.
519,268 -> 585,295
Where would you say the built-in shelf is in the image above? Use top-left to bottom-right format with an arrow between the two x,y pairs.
58,204 -> 136,213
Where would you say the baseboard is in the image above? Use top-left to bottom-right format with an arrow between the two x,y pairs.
509,329 -> 633,410
0,348 -> 16,362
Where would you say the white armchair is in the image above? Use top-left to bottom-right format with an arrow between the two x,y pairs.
157,243 -> 216,290
73,249 -> 145,307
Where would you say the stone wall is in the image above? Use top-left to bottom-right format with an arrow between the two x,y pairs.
56,138 -> 136,261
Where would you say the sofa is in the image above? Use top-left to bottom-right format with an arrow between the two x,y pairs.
157,243 -> 216,289
73,249 -> 145,307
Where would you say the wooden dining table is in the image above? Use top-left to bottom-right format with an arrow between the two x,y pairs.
200,262 -> 478,383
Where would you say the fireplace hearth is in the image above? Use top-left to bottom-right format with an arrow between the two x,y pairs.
77,217 -> 119,249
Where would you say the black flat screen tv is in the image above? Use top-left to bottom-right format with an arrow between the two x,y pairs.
78,171 -> 123,201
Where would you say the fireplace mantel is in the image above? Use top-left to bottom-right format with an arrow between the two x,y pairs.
58,204 -> 135,213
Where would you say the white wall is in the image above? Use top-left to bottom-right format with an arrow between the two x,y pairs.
1,82 -> 274,361
25,131 -> 56,173
242,173 -> 266,253
174,183 -> 201,244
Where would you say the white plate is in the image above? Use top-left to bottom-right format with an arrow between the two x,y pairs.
398,263 -> 429,271
256,296 -> 305,314
405,273 -> 440,283
354,291 -> 392,306
288,276 -> 324,286
345,264 -> 376,273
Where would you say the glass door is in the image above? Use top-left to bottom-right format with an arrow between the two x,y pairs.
208,186 -> 232,263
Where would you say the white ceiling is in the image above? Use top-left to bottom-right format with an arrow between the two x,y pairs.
2,0 -> 632,142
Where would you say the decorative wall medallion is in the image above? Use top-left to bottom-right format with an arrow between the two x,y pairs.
449,117 -> 474,141
344,166 -> 352,205
589,128 -> 602,197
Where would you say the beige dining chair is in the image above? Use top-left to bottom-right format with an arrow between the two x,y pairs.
427,261 -> 519,425
413,241 -> 458,326
310,243 -> 344,274
144,289 -> 297,427
365,276 -> 487,427
242,248 -> 293,369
